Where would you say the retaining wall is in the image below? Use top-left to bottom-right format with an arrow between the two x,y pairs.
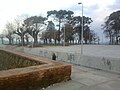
23,47 -> 120,74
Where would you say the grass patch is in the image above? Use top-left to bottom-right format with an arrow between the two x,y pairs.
0,50 -> 42,71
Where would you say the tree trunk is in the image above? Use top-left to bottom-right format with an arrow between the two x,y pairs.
116,37 -> 119,45
21,36 -> 25,46
34,35 -> 38,45
1,38 -> 4,44
26,38 -> 29,45
54,39 -> 56,44
112,36 -> 114,44
58,19 -> 61,44
72,39 -> 74,44
11,38 -> 14,45
109,35 -> 112,45
8,38 -> 12,45
43,39 -> 45,44
16,38 -> 17,44
25,35 -> 29,45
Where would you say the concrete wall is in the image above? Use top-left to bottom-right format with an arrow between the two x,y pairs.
22,47 -> 120,74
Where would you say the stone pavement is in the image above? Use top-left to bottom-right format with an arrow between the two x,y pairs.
44,64 -> 120,90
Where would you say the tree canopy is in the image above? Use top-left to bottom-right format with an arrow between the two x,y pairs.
102,10 -> 120,44
2,9 -> 98,46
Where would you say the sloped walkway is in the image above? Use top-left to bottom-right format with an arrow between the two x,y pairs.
44,64 -> 120,90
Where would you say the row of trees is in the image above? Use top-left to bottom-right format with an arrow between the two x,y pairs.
102,10 -> 120,45
0,10 -> 99,46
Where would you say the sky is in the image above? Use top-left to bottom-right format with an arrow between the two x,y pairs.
0,0 -> 120,41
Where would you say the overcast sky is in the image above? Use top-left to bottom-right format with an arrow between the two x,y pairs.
0,0 -> 120,40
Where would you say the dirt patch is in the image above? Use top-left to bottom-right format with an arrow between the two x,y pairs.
0,50 -> 43,71
0,48 -> 71,90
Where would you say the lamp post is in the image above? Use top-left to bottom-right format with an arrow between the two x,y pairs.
78,2 -> 83,55
64,23 -> 66,46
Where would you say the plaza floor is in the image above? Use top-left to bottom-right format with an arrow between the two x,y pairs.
44,64 -> 120,90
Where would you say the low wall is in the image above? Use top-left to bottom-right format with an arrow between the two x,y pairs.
0,48 -> 71,90
23,47 -> 120,74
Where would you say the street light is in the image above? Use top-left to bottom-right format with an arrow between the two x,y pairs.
78,2 -> 83,55
64,23 -> 66,46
